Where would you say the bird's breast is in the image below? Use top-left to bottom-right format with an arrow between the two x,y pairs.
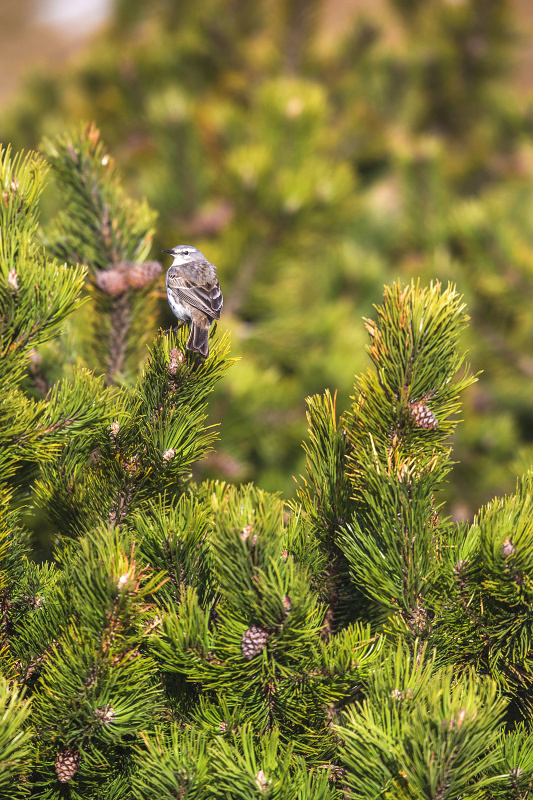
166,289 -> 191,322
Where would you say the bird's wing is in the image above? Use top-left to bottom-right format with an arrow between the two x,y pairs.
173,275 -> 223,321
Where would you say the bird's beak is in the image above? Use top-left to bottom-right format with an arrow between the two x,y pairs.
162,249 -> 174,254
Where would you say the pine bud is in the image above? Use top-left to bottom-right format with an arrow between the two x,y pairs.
117,573 -> 130,591
409,401 -> 438,430
94,705 -> 116,726
110,420 -> 120,439
282,595 -> 291,613
241,625 -> 270,660
255,770 -> 268,793
55,748 -> 80,783
162,448 -> 175,462
241,524 -> 254,543
7,268 -> 18,292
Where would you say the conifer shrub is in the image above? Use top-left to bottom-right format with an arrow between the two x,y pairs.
1,126 -> 533,799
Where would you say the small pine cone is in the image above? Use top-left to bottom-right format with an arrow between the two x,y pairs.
409,401 -> 438,430
241,624 -> 269,660
241,523 -> 254,542
95,268 -> 128,296
255,770 -> 268,793
55,748 -> 80,783
168,347 -> 185,376
502,538 -> 515,557
126,260 -> 162,290
327,765 -> 346,782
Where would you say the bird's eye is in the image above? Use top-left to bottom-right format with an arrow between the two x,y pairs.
184,251 -> 189,255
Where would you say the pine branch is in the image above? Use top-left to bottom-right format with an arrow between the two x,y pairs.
43,123 -> 161,384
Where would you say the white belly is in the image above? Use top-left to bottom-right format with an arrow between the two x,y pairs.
167,289 -> 191,323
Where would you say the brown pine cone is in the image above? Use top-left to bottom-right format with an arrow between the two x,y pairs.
126,260 -> 162,290
409,401 -> 438,430
55,748 -> 80,783
241,624 -> 270,660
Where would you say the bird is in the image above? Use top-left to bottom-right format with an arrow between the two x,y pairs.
163,245 -> 223,358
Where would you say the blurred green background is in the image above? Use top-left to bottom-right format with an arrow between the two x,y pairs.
3,0 -> 533,519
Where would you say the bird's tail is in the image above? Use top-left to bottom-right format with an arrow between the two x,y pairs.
187,323 -> 209,358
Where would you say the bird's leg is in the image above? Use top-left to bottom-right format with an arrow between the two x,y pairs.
166,321 -> 186,334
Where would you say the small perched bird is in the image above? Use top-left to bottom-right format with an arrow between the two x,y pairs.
163,245 -> 223,358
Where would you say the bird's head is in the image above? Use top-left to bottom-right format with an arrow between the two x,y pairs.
162,245 -> 202,266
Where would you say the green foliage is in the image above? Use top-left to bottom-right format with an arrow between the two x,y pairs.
432,471 -> 533,711
133,726 -> 338,799
3,0 -> 530,507
339,643 -> 506,799
34,327 -> 231,537
152,483 -> 379,757
0,678 -> 32,797
4,115 -> 533,796
338,282 -> 475,626
43,123 -> 160,384
0,145 -> 86,488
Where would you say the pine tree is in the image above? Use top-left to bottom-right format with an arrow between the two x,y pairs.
4,128 -> 533,798
2,0 -> 530,511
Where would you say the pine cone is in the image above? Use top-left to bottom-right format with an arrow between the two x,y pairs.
168,347 -> 185,376
502,538 -> 515,557
409,401 -> 438,430
241,624 -> 270,660
55,748 -> 80,783
126,260 -> 162,290
95,268 -> 128,296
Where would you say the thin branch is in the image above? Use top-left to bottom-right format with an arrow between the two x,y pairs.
107,291 -> 131,385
